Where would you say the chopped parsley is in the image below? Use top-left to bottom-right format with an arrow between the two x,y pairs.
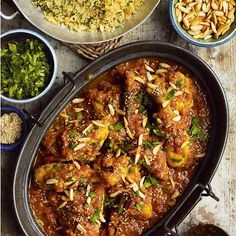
117,205 -> 124,214
188,117 -> 204,140
135,202 -> 144,212
166,89 -> 175,100
104,198 -> 115,207
89,191 -> 96,198
144,141 -> 161,150
90,208 -> 100,223
1,39 -> 50,99
153,128 -> 164,137
69,130 -> 77,138
143,175 -> 159,188
108,123 -> 123,131
123,143 -> 132,152
69,142 -> 77,150
176,79 -> 185,88
77,112 -> 83,121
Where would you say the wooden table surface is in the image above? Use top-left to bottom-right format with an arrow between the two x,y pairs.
1,1 -> 236,235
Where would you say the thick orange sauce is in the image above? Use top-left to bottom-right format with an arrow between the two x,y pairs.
29,57 -> 210,236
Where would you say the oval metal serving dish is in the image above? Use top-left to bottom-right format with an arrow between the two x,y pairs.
11,0 -> 160,44
13,41 -> 228,236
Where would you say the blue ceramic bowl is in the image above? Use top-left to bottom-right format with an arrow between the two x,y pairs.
0,106 -> 28,151
0,29 -> 58,103
169,0 -> 236,47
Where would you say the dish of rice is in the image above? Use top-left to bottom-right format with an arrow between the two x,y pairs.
31,0 -> 144,32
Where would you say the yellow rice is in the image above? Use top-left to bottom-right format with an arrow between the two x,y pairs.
32,0 -> 144,32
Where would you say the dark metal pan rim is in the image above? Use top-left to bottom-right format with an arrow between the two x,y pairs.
13,40 -> 229,236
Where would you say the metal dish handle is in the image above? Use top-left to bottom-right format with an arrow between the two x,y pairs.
0,11 -> 19,20
164,183 -> 219,236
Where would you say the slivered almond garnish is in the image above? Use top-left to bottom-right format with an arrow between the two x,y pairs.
59,201 -> 67,209
86,196 -> 91,205
126,126 -> 134,139
156,68 -> 168,74
138,134 -> 143,146
142,116 -> 148,127
73,161 -> 81,169
140,176 -> 145,188
123,117 -> 129,127
60,113 -> 69,120
146,71 -> 155,81
108,104 -> 115,116
174,91 -> 183,96
86,185 -> 91,197
135,146 -> 141,164
92,120 -> 105,127
110,190 -> 122,198
147,82 -> 158,89
173,110 -> 180,115
138,190 -> 146,199
162,100 -> 170,108
159,63 -> 171,69
74,108 -> 84,112
145,64 -> 155,72
46,178 -> 58,185
77,224 -> 87,233
77,137 -> 92,142
116,148 -> 121,157
74,143 -> 86,151
124,117 -> 134,139
134,76 -> 145,84
72,98 -> 84,104
195,152 -> 206,157
82,124 -> 93,134
172,115 -> 181,121
61,196 -> 68,201
171,190 -> 180,199
153,144 -> 162,155
169,175 -> 176,188
99,211 -> 106,223
181,140 -> 189,148
69,188 -> 74,201
169,82 -> 178,90
134,109 -> 139,114
132,183 -> 139,192
175,0 -> 235,39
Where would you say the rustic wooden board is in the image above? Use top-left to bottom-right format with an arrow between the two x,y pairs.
1,0 -> 236,235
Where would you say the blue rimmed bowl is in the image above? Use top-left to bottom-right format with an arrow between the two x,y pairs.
0,106 -> 28,151
0,29 -> 58,103
169,0 -> 236,47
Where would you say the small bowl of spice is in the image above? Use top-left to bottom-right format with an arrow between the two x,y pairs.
0,106 -> 28,151
169,0 -> 236,46
0,29 -> 57,103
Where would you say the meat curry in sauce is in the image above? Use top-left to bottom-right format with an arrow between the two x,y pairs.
29,57 -> 210,236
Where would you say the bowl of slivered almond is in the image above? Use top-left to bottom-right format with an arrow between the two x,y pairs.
169,0 -> 236,46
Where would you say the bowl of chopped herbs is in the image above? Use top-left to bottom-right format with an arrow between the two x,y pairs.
0,29 -> 57,103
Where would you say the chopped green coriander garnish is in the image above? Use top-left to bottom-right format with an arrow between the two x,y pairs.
153,128 -> 164,137
117,205 -> 124,214
77,112 -> 83,121
69,130 -> 77,138
135,202 -> 144,212
166,89 -> 175,100
143,175 -> 159,188
188,117 -> 204,140
89,191 -> 96,198
108,123 -> 123,131
176,79 -> 185,88
144,141 -> 161,150
69,142 -> 77,150
1,38 -> 50,99
90,208 -> 100,223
